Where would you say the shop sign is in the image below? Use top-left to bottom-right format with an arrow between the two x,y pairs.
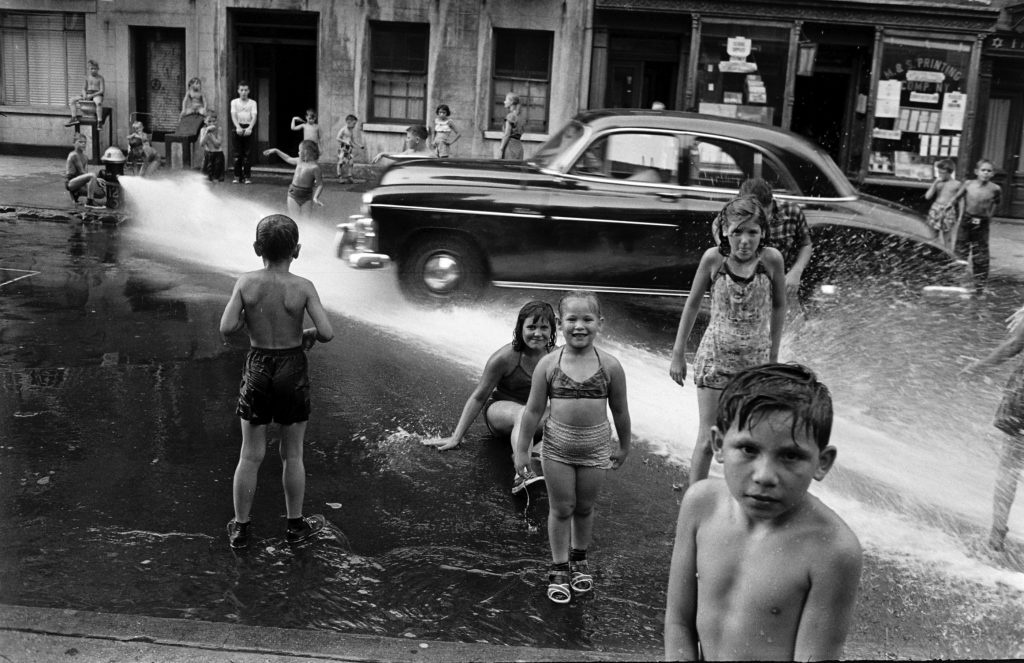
986,35 -> 1024,52
727,37 -> 751,58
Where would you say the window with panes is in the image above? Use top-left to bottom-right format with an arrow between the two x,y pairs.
1,12 -> 86,107
369,21 -> 428,124
492,29 -> 552,133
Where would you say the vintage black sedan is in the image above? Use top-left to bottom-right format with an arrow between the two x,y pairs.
336,109 -> 969,303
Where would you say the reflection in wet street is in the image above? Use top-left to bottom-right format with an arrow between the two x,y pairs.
2,177 -> 1024,658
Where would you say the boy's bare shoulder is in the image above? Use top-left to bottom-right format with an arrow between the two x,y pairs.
681,477 -> 730,523
803,494 -> 863,560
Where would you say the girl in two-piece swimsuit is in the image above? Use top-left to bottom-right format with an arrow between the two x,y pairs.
427,302 -> 556,484
669,195 -> 786,486
514,290 -> 631,604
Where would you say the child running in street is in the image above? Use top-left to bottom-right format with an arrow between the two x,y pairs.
514,290 -> 631,603
291,108 -> 321,152
263,140 -> 324,220
664,363 -> 863,661
670,195 -> 786,487
430,104 -> 461,158
221,214 -> 334,550
425,301 -> 556,493
961,304 -> 1024,552
336,114 -> 363,183
924,158 -> 959,249
943,159 -> 1002,295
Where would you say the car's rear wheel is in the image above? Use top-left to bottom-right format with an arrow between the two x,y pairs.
399,235 -> 486,303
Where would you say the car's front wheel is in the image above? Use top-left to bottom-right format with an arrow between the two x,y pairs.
398,235 -> 486,303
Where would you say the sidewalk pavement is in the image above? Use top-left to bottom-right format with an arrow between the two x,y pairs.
0,604 -> 649,662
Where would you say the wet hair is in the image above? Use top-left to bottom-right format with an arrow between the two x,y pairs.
935,158 -> 955,173
407,125 -> 429,140
187,76 -> 201,88
253,214 -> 299,262
716,194 -> 770,257
716,363 -> 833,450
73,133 -> 87,145
346,114 -> 358,122
557,289 -> 602,318
299,139 -> 320,162
436,104 -> 451,115
511,301 -> 557,352
975,159 -> 994,170
738,177 -> 773,209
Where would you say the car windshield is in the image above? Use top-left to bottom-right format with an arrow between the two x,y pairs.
532,120 -> 588,168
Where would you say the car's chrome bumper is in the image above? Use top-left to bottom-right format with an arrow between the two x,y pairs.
334,215 -> 390,269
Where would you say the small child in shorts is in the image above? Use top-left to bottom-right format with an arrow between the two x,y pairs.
430,104 -> 461,158
924,158 -> 959,249
944,159 -> 1002,294
664,363 -> 863,661
336,114 -> 363,183
199,112 -> 225,183
221,214 -> 334,549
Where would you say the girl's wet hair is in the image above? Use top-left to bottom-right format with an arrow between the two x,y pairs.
512,301 -> 557,351
254,214 -> 299,262
557,289 -> 601,317
716,194 -> 770,257
299,139 -> 320,161
716,363 -> 833,450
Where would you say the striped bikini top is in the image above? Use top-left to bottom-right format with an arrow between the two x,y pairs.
548,348 -> 609,399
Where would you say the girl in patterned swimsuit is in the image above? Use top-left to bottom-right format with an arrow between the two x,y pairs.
427,302 -> 556,479
515,290 -> 631,604
669,195 -> 786,486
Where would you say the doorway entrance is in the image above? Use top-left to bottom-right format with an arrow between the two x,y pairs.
130,27 -> 186,140
605,33 -> 682,109
229,10 -> 318,165
982,95 -> 1024,218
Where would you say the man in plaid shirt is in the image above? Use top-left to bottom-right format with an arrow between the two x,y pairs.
711,177 -> 813,301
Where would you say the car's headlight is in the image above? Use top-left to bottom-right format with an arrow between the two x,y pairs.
360,192 -> 374,217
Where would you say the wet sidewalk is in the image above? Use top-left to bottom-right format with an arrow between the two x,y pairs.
0,604 -> 644,662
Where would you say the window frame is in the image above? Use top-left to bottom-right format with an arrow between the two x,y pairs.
491,28 -> 554,134
1,11 -> 85,108
368,21 -> 429,124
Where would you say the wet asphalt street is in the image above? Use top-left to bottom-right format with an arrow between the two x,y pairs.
3,157 -> 1024,659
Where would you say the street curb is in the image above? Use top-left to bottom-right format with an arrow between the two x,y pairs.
0,604 -> 654,662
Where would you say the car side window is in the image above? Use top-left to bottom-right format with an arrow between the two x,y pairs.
679,135 -> 794,194
570,133 -> 679,184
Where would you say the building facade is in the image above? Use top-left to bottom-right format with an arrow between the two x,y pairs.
0,0 -> 1020,216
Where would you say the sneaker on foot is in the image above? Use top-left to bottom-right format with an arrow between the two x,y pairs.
226,520 -> 249,549
232,177 -> 240,184
243,178 -> 252,184
286,514 -> 325,544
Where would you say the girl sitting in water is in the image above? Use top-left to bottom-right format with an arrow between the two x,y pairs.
514,290 -> 631,603
425,300 -> 556,492
669,195 -> 786,487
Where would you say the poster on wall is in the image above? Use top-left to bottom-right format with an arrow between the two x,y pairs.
940,92 -> 966,131
875,79 -> 902,118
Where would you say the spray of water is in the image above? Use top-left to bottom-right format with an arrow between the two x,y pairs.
121,174 -> 1024,595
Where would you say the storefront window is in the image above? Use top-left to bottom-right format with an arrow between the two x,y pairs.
868,35 -> 971,180
696,22 -> 788,127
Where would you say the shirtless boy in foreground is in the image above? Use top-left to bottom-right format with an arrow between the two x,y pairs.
664,363 -> 862,661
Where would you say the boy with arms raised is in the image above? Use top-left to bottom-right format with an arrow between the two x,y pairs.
664,363 -> 862,661
221,214 -> 334,549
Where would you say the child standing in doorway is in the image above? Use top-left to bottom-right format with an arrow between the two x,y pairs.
430,104 -> 461,158
291,108 -> 321,153
664,363 -> 862,661
943,158 -> 1001,295
336,114 -> 363,183
961,305 -> 1024,552
221,214 -> 334,550
200,111 -> 225,183
670,195 -> 786,487
514,290 -> 631,604
924,158 -> 960,249
263,140 -> 324,221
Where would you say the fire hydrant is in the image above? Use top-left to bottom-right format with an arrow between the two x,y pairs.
100,146 -> 127,210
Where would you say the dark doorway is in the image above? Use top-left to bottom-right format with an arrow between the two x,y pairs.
606,33 -> 680,109
792,71 -> 849,162
230,10 -> 318,165
130,27 -> 186,140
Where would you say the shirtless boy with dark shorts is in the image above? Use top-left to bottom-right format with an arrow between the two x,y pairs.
220,214 -> 334,549
664,363 -> 862,661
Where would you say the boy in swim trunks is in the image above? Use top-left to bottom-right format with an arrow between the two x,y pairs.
64,133 -> 105,208
665,363 -> 862,661
221,214 -> 334,549
66,59 -> 104,127
943,159 -> 1001,295
263,140 -> 324,221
